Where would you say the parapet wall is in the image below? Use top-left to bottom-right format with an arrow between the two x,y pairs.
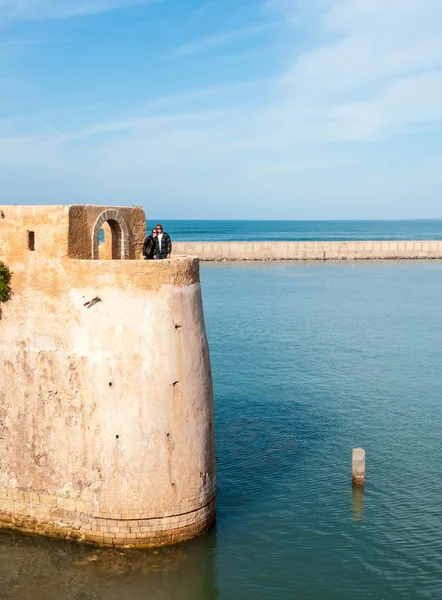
174,240 -> 442,261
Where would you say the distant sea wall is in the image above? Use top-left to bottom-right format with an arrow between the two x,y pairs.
174,240 -> 442,261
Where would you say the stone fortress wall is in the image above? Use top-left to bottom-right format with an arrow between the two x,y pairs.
0,205 -> 215,548
174,240 -> 442,261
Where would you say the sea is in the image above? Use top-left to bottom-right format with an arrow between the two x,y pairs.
2,221 -> 442,599
163,219 -> 442,242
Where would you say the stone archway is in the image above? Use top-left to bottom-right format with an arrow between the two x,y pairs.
92,210 -> 130,260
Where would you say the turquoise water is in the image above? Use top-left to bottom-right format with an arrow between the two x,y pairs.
156,219 -> 442,242
2,261 -> 442,599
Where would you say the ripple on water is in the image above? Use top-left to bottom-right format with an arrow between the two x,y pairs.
207,262 -> 442,599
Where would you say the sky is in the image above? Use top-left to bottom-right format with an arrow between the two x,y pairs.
0,0 -> 442,219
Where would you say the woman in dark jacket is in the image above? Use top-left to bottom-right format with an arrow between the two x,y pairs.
143,228 -> 157,260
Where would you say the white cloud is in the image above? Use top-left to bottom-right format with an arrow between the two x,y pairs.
272,0 -> 442,140
0,0 -> 159,22
286,0 -> 442,90
330,71 -> 442,140
167,23 -> 276,59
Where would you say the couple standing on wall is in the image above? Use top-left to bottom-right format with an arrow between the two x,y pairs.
143,224 -> 172,260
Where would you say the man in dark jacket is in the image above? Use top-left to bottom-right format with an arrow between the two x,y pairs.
143,228 -> 157,260
153,224 -> 172,259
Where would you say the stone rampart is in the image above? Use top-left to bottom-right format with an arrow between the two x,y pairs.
0,206 -> 215,548
174,240 -> 442,261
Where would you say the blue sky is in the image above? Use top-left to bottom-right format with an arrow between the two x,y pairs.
0,0 -> 442,219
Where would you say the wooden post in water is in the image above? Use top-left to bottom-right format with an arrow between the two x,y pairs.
352,448 -> 365,486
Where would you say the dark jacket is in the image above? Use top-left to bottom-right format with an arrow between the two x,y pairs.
143,235 -> 156,259
154,232 -> 172,256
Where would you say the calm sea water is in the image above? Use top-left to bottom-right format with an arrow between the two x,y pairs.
2,260 -> 442,599
156,220 -> 442,242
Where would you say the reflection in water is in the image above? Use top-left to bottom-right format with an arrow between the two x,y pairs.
0,528 -> 218,600
351,485 -> 365,522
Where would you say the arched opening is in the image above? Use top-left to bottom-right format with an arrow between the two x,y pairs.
92,210 -> 130,260
98,222 -> 114,260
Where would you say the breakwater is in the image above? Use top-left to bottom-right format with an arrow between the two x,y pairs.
174,240 -> 442,261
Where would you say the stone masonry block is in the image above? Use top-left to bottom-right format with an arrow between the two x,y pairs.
57,497 -> 77,512
39,493 -> 57,507
10,489 -> 25,502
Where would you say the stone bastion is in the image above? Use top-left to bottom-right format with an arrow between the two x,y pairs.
0,205 -> 216,548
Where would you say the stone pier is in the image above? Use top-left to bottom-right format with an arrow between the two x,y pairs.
173,240 -> 442,261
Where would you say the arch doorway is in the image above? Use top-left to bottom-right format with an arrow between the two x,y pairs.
92,210 -> 130,260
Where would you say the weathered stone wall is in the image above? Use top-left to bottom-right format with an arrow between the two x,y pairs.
0,206 -> 215,548
0,205 -> 70,260
174,240 -> 442,261
0,205 -> 146,261
68,205 -> 145,260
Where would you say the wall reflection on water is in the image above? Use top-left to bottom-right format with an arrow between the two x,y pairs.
0,528 -> 218,600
